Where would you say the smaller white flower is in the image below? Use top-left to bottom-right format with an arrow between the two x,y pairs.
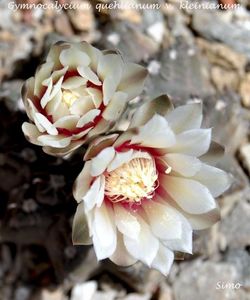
22,41 -> 147,156
72,96 -> 232,275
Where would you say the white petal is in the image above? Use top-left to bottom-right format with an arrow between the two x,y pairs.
77,66 -> 101,85
102,91 -> 128,121
49,76 -> 64,100
61,76 -> 87,89
40,78 -> 53,108
34,62 -> 54,96
71,281 -> 97,300
166,103 -> 202,134
97,54 -> 123,105
91,147 -> 115,177
53,115 -> 79,130
167,129 -> 211,157
184,207 -> 220,230
73,161 -> 92,203
93,204 -> 117,260
70,96 -> 95,116
130,115 -> 176,148
22,122 -> 42,145
151,245 -> 174,275
191,164 -> 232,197
83,176 -> 105,212
34,113 -> 58,135
86,88 -> 103,108
110,232 -> 137,267
161,175 -> 216,214
118,62 -> 148,101
114,205 -> 140,239
59,47 -> 90,68
143,202 -> 182,240
37,135 -> 71,148
26,99 -> 45,132
164,153 -> 201,177
76,109 -> 100,128
162,214 -> 193,254
124,215 -> 159,266
107,149 -> 133,172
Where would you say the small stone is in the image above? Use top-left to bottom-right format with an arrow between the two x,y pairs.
40,289 -> 65,300
22,199 -> 38,213
240,73 -> 250,108
239,143 -> 250,174
211,66 -> 239,92
54,13 -> 74,37
220,200 -> 250,249
173,260 -> 240,300
67,0 -> 94,32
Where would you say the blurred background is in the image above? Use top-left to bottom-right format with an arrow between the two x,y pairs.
0,0 -> 250,299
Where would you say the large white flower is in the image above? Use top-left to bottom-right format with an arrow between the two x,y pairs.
72,96 -> 232,275
21,41 -> 147,156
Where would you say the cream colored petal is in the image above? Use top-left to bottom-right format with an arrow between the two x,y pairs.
102,91 -> 128,121
191,163 -> 232,197
37,134 -> 71,148
167,129 -> 211,157
162,214 -> 192,254
22,122 -> 42,145
26,99 -> 45,132
76,109 -> 101,128
22,77 -> 35,120
166,103 -> 202,134
200,141 -> 225,166
161,175 -> 216,214
97,53 -> 123,105
34,62 -> 54,96
40,78 -> 53,108
61,76 -> 87,89
43,140 -> 84,157
129,95 -> 174,128
118,62 -> 148,101
184,206 -> 220,230
70,96 -> 95,116
110,232 -> 137,267
143,202 -> 182,240
124,215 -> 159,266
107,149 -> 133,172
86,118 -> 111,138
54,115 -> 79,130
151,245 -> 174,275
86,88 -> 103,108
71,127 -> 93,140
92,204 -> 117,260
130,115 -> 176,148
59,46 -> 90,68
83,176 -> 105,212
114,205 -> 140,239
46,41 -> 68,68
77,66 -> 101,86
79,41 -> 102,72
72,202 -> 92,245
164,153 -> 201,177
49,76 -> 64,100
84,134 -> 119,160
90,147 -> 115,177
34,113 -> 58,135
73,161 -> 92,203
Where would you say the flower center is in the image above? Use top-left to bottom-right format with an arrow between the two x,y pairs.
62,90 -> 78,107
105,157 -> 158,204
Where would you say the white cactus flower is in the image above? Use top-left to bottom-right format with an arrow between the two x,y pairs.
72,96 -> 232,275
21,41 -> 147,156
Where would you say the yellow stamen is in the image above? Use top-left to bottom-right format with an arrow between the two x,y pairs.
105,157 -> 158,204
62,90 -> 78,107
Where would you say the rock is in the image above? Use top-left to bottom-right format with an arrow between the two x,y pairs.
71,281 -> 97,300
158,282 -> 173,300
40,289 -> 66,300
145,41 -> 214,102
54,12 -> 74,37
224,249 -> 250,289
0,80 -> 24,111
203,91 -> 248,154
192,10 -> 250,59
100,22 -> 159,62
67,0 -> 94,32
173,260 -> 241,300
240,73 -> 250,108
211,66 -> 239,92
196,38 -> 247,74
220,200 -> 250,250
239,143 -> 250,174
